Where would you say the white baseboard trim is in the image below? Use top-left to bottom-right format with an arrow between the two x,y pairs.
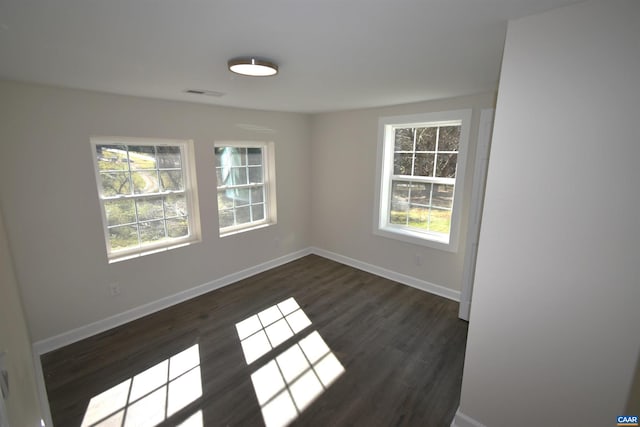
34,247 -> 460,356
32,248 -> 312,356
33,352 -> 53,427
451,408 -> 487,427
32,246 -> 461,426
458,300 -> 471,321
309,247 -> 460,302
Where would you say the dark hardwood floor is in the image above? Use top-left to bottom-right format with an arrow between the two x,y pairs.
41,255 -> 468,427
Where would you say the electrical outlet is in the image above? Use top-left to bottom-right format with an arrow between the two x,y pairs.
109,282 -> 121,296
415,254 -> 423,266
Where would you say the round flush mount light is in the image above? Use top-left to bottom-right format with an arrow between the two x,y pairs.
228,57 -> 278,77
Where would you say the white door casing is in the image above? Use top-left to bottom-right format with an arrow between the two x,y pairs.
459,108 -> 494,321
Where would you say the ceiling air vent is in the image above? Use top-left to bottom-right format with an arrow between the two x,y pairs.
184,89 -> 225,97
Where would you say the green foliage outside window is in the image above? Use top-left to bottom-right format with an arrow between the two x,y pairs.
95,144 -> 189,253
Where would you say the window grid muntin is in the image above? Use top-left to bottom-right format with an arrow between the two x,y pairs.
94,140 -> 195,258
388,122 -> 460,236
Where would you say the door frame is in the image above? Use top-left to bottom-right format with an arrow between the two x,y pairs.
459,108 -> 494,321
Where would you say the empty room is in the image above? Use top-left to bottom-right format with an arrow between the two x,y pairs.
0,1 -> 638,426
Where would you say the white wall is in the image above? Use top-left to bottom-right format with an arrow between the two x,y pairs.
457,1 -> 640,426
0,80 -> 494,346
310,93 -> 495,293
628,354 -> 640,414
0,81 -> 311,342
0,206 -> 43,427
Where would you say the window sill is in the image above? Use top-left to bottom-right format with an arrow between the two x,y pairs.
108,237 -> 201,264
374,225 -> 458,253
219,221 -> 275,238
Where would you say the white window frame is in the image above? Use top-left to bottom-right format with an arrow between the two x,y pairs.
214,141 -> 277,237
91,136 -> 201,263
374,110 -> 472,252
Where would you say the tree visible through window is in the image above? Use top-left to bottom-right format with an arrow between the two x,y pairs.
390,125 -> 460,233
376,110 -> 471,251
92,138 -> 199,261
215,142 -> 276,235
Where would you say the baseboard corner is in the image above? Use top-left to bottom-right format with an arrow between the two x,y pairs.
309,246 -> 460,302
451,408 -> 487,427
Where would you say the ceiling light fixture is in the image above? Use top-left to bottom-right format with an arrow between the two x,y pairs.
228,57 -> 278,77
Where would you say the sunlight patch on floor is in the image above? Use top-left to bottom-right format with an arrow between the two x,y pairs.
177,410 -> 203,427
81,344 -> 203,427
236,297 -> 312,364
236,298 -> 345,427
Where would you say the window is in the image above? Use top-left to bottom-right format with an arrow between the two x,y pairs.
375,110 -> 471,251
215,142 -> 276,236
91,137 -> 200,262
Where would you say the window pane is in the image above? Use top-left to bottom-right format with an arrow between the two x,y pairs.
104,199 -> 136,226
231,167 -> 248,186
248,166 -> 263,184
408,205 -> 429,229
436,154 -> 457,178
409,182 -> 431,206
438,126 -> 460,151
157,146 -> 182,169
393,153 -> 413,175
132,171 -> 160,194
128,145 -> 157,170
227,147 -> 246,166
137,197 -> 164,221
252,204 -> 265,221
248,148 -> 263,165
167,217 -> 188,238
415,127 -> 436,151
429,208 -> 452,234
100,172 -> 131,196
96,145 -> 128,171
214,147 -> 224,167
251,186 -> 264,204
235,206 -> 251,225
413,153 -> 434,177
390,181 -> 409,225
109,225 -> 138,251
164,194 -> 186,217
217,167 -> 234,187
139,220 -> 166,244
234,188 -> 250,206
432,184 -> 454,209
219,210 -> 234,228
394,128 -> 414,151
217,191 -> 234,210
215,168 -> 224,186
390,209 -> 408,225
391,181 -> 409,213
160,170 -> 183,191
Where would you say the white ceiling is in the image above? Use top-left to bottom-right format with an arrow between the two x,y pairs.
0,0 -> 583,113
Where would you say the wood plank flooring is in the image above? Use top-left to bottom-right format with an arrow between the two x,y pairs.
41,255 -> 468,427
